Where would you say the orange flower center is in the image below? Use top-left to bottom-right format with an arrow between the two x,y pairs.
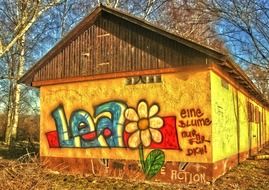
138,118 -> 149,130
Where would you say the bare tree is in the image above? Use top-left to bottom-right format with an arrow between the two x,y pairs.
200,0 -> 269,97
153,0 -> 224,50
0,0 -> 63,58
246,65 -> 269,99
0,0 -> 63,145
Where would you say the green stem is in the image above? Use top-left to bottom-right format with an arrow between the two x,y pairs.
139,144 -> 145,172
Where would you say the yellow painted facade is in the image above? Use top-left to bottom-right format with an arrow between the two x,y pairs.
211,71 -> 269,162
40,69 -> 269,166
40,70 -> 213,163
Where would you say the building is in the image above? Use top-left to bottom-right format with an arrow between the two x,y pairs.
19,5 -> 269,184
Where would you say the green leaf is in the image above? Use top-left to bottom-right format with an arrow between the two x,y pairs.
144,149 -> 165,179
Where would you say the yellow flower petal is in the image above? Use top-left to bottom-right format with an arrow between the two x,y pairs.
138,101 -> 148,118
150,128 -> 162,143
125,122 -> 138,133
125,108 -> 139,121
141,129 -> 151,147
149,117 -> 164,129
149,104 -> 159,117
128,130 -> 141,148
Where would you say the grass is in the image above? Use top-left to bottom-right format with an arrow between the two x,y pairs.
0,140 -> 39,159
0,142 -> 268,189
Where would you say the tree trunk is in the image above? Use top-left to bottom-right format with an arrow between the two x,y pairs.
11,83 -> 21,139
4,35 -> 25,145
4,81 -> 15,145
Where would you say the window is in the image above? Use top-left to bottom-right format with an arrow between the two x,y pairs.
221,79 -> 229,89
255,107 -> 260,123
247,101 -> 254,122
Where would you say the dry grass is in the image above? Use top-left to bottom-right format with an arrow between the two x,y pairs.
0,155 -> 50,190
0,155 -> 179,190
0,144 -> 268,190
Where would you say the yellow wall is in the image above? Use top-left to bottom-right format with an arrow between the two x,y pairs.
263,108 -> 269,145
40,70 -> 213,163
211,71 -> 238,162
211,71 -> 268,162
40,69 -> 269,165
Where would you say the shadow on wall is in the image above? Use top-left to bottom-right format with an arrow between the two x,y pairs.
0,114 -> 40,142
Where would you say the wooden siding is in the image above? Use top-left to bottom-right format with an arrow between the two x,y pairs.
33,13 -> 208,82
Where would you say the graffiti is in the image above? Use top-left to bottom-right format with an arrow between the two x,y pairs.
111,161 -> 125,177
124,116 -> 181,150
124,100 -> 165,148
46,103 -> 212,179
124,101 -> 165,179
47,102 -> 126,148
179,162 -> 189,170
160,166 -> 166,175
89,159 -> 208,183
45,131 -> 60,148
99,159 -> 109,167
182,129 -> 210,156
180,108 -> 204,118
171,170 -> 206,183
112,161 -> 125,170
178,108 -> 211,128
46,101 -> 180,149
170,162 -> 206,183
192,163 -> 207,172
186,145 -> 207,156
128,163 -> 139,171
46,100 -> 181,179
178,109 -> 211,156
181,129 -> 210,145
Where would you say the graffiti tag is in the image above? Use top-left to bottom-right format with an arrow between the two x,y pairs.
178,108 -> 211,128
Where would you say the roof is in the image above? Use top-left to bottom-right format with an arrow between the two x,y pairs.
19,4 -> 225,85
19,4 -> 269,107
221,58 -> 269,107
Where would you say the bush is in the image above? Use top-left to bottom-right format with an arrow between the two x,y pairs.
0,114 -> 39,142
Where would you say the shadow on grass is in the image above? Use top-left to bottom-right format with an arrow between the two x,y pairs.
0,140 -> 39,159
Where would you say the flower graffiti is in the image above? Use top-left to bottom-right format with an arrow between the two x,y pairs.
124,101 -> 164,148
46,100 -> 180,150
45,100 -> 181,178
124,101 -> 165,179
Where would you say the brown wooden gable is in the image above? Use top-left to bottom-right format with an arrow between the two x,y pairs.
18,5 -> 269,107
19,5 -> 225,86
33,14 -> 210,82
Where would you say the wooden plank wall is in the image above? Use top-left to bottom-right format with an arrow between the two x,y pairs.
33,13 -> 207,82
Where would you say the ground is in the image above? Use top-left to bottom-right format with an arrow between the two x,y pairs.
0,142 -> 268,190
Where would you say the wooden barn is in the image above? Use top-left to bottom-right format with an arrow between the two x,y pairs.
19,5 -> 269,184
